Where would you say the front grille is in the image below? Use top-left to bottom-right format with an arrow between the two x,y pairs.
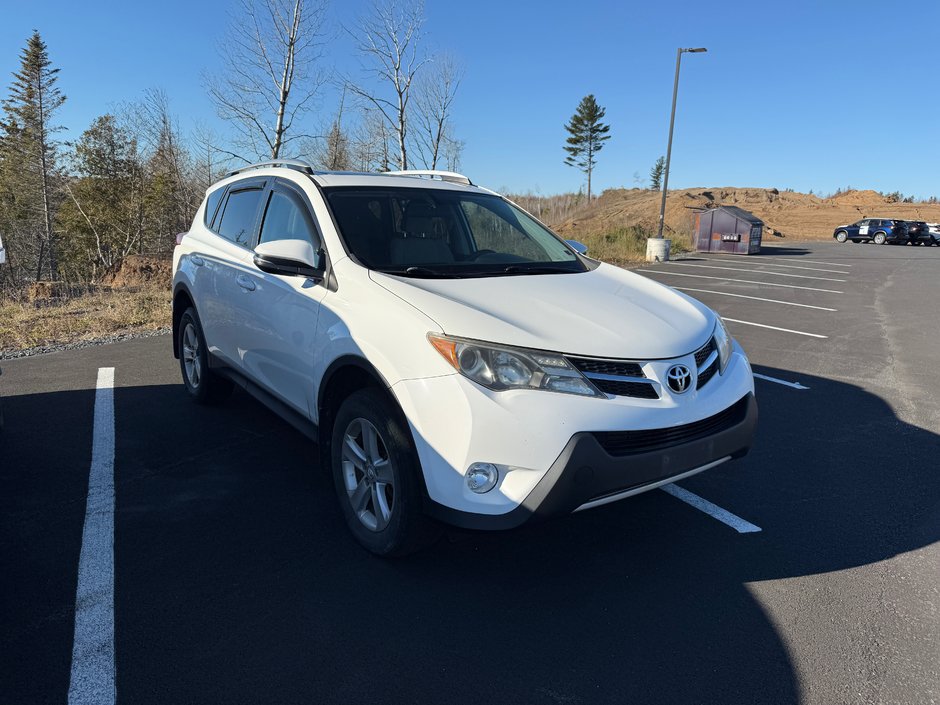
694,338 -> 716,368
593,396 -> 749,457
591,379 -> 659,399
568,355 -> 656,399
569,357 -> 644,378
696,360 -> 718,389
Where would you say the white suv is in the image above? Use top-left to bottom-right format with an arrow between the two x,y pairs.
172,161 -> 757,555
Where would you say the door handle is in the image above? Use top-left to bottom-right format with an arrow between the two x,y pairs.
235,274 -> 256,292
190,254 -> 205,267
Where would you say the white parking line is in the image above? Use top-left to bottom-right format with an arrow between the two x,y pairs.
753,373 -> 810,390
68,367 -> 116,705
690,256 -> 850,275
661,484 -> 762,533
667,262 -> 846,283
758,255 -> 852,267
643,270 -> 844,294
674,287 -> 838,311
723,317 -> 828,339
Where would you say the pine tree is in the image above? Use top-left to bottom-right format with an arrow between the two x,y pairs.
649,155 -> 665,191
0,31 -> 66,281
563,94 -> 610,202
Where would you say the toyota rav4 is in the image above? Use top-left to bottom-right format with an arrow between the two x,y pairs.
172,161 -> 758,555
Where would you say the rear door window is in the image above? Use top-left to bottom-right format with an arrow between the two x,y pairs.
216,187 -> 266,248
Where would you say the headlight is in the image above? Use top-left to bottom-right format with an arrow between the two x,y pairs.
428,334 -> 602,397
714,317 -> 733,373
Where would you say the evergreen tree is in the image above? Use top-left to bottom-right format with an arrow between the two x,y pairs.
649,155 -> 665,191
563,94 -> 610,201
57,114 -> 146,280
0,31 -> 66,281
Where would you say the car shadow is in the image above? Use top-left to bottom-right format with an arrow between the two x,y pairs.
2,366 -> 937,704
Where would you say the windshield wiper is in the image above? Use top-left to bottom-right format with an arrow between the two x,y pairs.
379,266 -> 458,278
501,265 -> 577,275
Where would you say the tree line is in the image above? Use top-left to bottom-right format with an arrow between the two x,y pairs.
0,0 -> 464,296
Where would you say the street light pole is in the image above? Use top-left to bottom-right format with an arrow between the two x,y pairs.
655,47 -> 707,240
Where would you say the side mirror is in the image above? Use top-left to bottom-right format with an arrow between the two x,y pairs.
566,239 -> 588,255
253,239 -> 325,280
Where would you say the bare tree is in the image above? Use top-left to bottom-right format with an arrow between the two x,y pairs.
350,107 -> 392,172
314,88 -> 351,170
441,134 -> 463,172
207,0 -> 328,160
412,54 -> 461,170
346,0 -> 427,170
192,122 -> 236,192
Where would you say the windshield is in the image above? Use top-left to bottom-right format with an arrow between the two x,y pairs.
324,186 -> 586,277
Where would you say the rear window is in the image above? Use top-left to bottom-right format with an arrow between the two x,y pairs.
217,188 -> 265,248
204,187 -> 225,229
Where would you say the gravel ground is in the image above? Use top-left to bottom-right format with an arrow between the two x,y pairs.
0,327 -> 170,360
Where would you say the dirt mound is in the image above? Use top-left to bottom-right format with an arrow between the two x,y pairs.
828,189 -> 885,205
103,254 -> 172,288
549,187 -> 940,242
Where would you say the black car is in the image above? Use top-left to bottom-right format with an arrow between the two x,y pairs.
905,221 -> 932,245
833,218 -> 908,244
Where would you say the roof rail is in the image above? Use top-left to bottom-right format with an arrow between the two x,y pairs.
226,159 -> 314,177
384,169 -> 473,186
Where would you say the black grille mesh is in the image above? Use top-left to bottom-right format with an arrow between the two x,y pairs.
591,379 -> 659,399
694,338 -> 716,368
569,357 -> 645,378
593,396 -> 749,457
697,360 -> 718,389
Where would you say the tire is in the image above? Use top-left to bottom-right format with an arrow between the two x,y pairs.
873,232 -> 887,245
835,231 -> 848,243
178,307 -> 233,404
330,388 -> 439,556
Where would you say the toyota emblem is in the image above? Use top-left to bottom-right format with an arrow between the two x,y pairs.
666,364 -> 692,394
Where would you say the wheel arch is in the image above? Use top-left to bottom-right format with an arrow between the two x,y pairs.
172,283 -> 195,359
317,355 -> 397,443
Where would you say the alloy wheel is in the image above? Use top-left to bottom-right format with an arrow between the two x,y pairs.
181,322 -> 202,389
341,418 -> 396,532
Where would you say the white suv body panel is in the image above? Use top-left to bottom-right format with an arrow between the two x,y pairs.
371,262 -> 714,360
393,341 -> 753,515
173,167 -> 757,526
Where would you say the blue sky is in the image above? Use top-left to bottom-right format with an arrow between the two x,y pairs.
2,0 -> 938,197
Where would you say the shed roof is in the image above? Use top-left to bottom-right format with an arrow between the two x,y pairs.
704,205 -> 764,224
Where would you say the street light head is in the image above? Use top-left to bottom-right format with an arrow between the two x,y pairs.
685,47 -> 708,53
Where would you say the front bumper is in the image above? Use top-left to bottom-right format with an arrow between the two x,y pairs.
425,392 -> 757,530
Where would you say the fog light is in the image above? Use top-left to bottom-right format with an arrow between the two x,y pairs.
466,462 -> 499,493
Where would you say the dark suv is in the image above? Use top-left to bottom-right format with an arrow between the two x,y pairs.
833,218 -> 908,245
904,221 -> 932,245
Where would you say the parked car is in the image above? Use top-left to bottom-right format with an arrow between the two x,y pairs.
833,218 -> 908,244
172,161 -> 758,556
904,221 -> 932,245
923,223 -> 940,246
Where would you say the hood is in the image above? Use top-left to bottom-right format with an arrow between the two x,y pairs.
370,262 -> 715,359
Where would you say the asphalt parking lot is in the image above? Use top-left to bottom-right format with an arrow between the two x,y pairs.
2,241 -> 939,704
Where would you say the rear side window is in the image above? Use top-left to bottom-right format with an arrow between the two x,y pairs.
259,189 -> 319,246
217,188 -> 265,248
204,187 -> 225,229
